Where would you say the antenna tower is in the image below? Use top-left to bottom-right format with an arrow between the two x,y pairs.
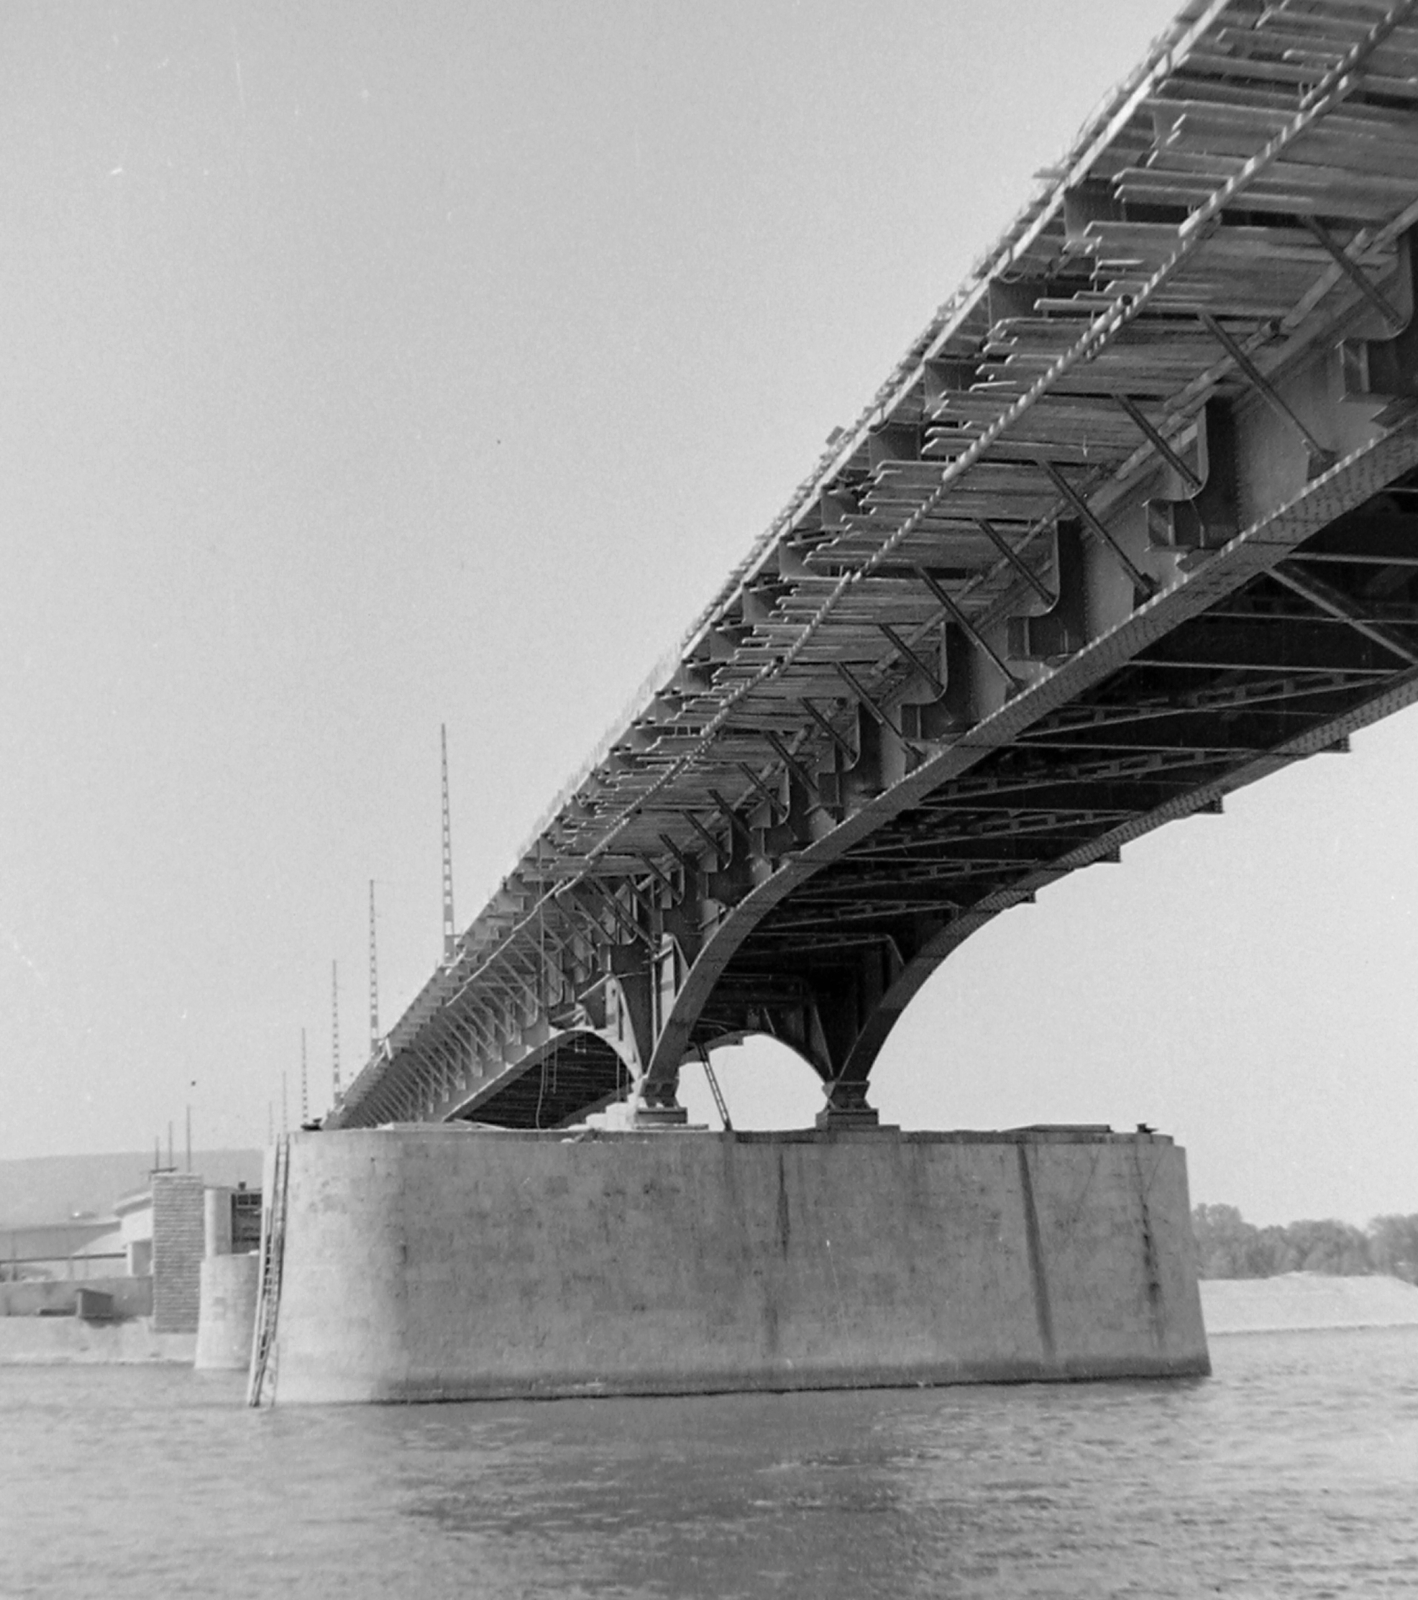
369,879 -> 380,1049
331,960 -> 341,1100
300,1026 -> 309,1123
441,724 -> 456,961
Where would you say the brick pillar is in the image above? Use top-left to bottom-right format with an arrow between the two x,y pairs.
151,1172 -> 206,1332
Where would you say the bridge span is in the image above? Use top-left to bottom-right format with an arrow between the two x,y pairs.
328,0 -> 1418,1135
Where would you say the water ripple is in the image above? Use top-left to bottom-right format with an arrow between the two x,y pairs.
1,1327 -> 1414,1597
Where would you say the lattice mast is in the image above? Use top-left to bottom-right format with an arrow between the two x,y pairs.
441,724 -> 456,962
300,1027 -> 309,1123
368,878 -> 380,1049
331,960 -> 341,1102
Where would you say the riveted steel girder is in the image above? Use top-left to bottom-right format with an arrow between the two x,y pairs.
329,1 -> 1418,1131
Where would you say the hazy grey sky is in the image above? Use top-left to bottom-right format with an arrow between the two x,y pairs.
4,1 -> 1415,1226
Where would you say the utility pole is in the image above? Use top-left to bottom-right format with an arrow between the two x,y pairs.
441,724 -> 456,962
369,879 -> 380,1050
331,960 -> 341,1102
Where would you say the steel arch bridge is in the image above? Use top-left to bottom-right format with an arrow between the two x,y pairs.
329,0 -> 1418,1133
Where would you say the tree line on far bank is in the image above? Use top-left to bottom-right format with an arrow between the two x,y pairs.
1193,1205 -> 1418,1280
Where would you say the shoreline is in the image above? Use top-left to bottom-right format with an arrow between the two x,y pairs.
1201,1273 -> 1418,1336
0,1315 -> 196,1365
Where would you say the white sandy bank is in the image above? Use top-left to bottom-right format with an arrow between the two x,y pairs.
1201,1273 -> 1418,1334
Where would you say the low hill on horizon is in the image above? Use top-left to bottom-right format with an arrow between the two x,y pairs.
0,1149 -> 264,1228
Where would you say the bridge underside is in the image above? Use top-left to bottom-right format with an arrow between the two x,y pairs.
329,1 -> 1418,1136
436,446 -> 1418,1133
464,1032 -> 630,1129
708,475 -> 1418,1097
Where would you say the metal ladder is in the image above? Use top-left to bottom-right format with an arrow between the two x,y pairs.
246,1135 -> 290,1407
696,1044 -> 733,1131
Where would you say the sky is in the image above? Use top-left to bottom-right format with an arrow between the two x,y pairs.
3,0 -> 1416,1228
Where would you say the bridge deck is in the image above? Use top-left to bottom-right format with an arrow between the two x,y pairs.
330,0 -> 1418,1131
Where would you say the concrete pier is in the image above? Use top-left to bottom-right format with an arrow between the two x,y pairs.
194,1253 -> 259,1371
259,1124 -> 1208,1404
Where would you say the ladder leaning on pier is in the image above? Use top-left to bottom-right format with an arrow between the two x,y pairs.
695,1044 -> 732,1132
246,1135 -> 290,1407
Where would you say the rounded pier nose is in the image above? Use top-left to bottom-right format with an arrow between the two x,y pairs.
194,1252 -> 260,1371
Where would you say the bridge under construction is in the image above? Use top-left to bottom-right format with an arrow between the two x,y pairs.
253,0 -> 1418,1407
328,0 -> 1418,1138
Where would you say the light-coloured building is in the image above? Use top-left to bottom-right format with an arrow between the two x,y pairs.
2,1171 -> 261,1330
114,1189 -> 154,1277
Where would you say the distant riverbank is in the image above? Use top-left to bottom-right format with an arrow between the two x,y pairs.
1202,1272 -> 1418,1334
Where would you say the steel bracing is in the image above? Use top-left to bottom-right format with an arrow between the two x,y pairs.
329,0 -> 1418,1132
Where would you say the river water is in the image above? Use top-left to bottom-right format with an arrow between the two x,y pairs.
2,1326 -> 1415,1598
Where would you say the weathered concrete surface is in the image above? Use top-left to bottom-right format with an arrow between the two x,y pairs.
265,1125 -> 1208,1404
203,1186 -> 234,1258
0,1316 -> 195,1364
194,1252 -> 259,1370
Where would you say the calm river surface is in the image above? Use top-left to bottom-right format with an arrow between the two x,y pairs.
2,1327 -> 1415,1598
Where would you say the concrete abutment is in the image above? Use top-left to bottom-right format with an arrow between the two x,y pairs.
259,1124 -> 1208,1405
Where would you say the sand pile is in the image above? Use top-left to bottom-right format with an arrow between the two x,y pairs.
1201,1273 -> 1418,1334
